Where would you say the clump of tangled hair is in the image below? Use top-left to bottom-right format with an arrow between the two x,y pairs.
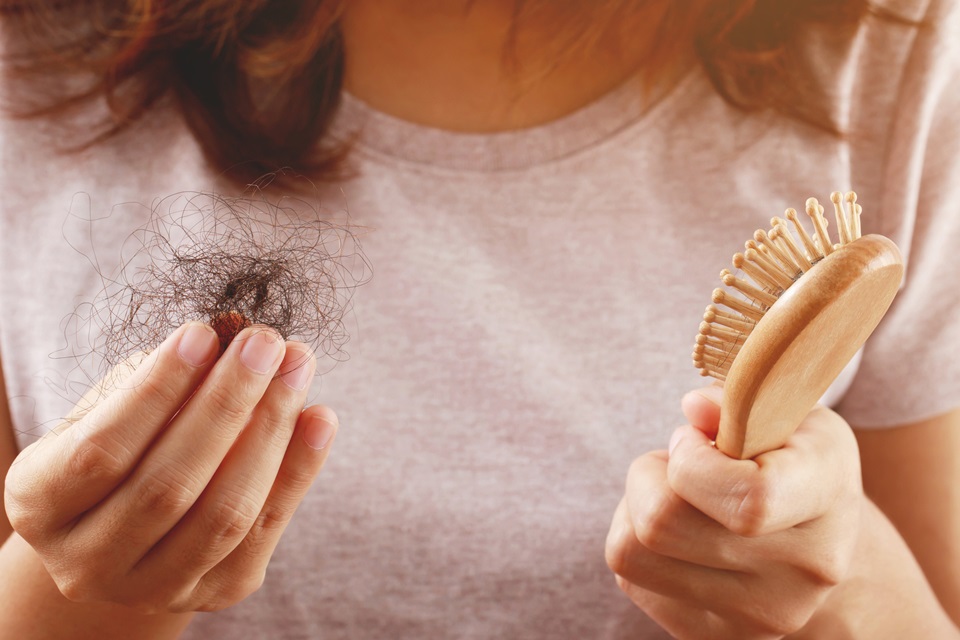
0,0 -> 911,184
62,179 -> 370,386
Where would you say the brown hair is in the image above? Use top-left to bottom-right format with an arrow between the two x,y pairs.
3,0 -> 879,183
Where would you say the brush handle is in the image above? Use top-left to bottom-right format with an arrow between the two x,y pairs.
717,235 -> 903,460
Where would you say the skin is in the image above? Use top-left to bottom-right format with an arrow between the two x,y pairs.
1,1 -> 958,637
0,355 -> 17,543
345,2 -> 960,635
339,0 -> 686,132
856,416 -> 960,622
1,323 -> 338,636
604,386 -> 959,638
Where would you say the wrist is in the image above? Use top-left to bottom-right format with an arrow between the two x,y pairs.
794,499 -> 958,639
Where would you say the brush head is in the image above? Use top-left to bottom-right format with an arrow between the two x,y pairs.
693,192 -> 903,459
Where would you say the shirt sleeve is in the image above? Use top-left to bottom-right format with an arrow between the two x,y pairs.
836,0 -> 960,427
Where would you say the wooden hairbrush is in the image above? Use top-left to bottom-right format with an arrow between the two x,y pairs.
693,192 -> 903,460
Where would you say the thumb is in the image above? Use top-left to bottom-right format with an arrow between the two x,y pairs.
680,384 -> 723,438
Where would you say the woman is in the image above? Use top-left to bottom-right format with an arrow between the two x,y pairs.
1,1 -> 958,637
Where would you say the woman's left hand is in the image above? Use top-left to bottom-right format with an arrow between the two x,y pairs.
605,385 -> 862,639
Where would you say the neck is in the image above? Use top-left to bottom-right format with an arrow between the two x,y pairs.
340,0 -> 690,132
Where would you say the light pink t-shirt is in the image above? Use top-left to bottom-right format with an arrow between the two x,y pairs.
2,1 -> 959,637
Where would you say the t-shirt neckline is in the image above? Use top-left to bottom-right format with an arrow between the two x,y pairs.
330,67 -> 700,172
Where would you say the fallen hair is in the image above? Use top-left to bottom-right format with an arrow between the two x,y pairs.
64,181 -> 370,387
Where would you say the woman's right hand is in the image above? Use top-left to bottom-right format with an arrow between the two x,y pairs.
3,322 -> 338,613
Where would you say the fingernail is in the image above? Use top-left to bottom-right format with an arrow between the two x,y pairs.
303,416 -> 337,450
280,349 -> 316,391
668,429 -> 685,455
240,330 -> 284,374
177,323 -> 217,367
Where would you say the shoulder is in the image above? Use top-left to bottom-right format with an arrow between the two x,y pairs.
801,0 -> 960,243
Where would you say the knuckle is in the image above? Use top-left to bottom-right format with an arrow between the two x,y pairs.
166,592 -> 199,614
4,475 -> 50,539
257,411 -> 297,450
273,462 -> 316,497
802,548 -> 848,588
632,519 -> 663,555
632,491 -> 677,554
203,383 -> 254,430
149,583 -> 197,613
727,479 -> 772,537
604,542 -> 625,576
3,461 -> 25,506
136,470 -> 197,516
251,505 -> 292,538
67,433 -> 127,485
206,494 -> 261,543
136,369 -> 186,410
604,526 -> 634,577
4,455 -> 30,499
614,573 -> 630,594
48,546 -> 121,602
4,488 -> 35,536
55,576 -> 87,602
54,566 -> 188,614
54,571 -> 105,604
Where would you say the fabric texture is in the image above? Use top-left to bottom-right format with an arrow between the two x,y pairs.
1,1 -> 958,637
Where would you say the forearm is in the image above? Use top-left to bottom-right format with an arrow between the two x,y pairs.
0,533 -> 194,640
795,500 -> 959,639
856,414 -> 960,624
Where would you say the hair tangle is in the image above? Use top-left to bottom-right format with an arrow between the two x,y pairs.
59,181 -> 371,401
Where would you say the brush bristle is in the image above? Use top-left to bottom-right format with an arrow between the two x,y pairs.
693,191 -> 864,381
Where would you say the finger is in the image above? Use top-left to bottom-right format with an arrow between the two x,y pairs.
623,451 -> 751,571
624,451 -> 837,578
5,322 -> 219,534
63,350 -> 149,425
680,384 -> 723,439
73,326 -> 286,560
191,405 -> 338,611
666,407 -> 858,537
605,496 -> 732,606
618,576 -> 787,640
614,577 -> 740,640
132,344 -> 317,594
607,500 -> 807,637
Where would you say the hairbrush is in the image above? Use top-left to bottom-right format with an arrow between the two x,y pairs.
693,192 -> 903,459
